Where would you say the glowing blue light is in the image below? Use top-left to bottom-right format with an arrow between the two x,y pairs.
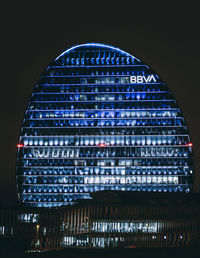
55,43 -> 139,63
17,42 -> 194,207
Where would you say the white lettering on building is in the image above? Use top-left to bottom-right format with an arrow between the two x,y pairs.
31,148 -> 80,158
130,75 -> 156,84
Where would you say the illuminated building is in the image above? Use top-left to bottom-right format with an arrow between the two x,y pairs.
16,43 -> 194,208
1,192 -> 200,250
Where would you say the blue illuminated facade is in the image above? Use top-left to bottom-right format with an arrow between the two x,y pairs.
16,43 -> 194,207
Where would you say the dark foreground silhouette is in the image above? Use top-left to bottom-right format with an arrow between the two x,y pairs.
0,247 -> 200,258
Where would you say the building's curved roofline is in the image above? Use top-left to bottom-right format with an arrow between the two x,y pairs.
55,42 -> 140,61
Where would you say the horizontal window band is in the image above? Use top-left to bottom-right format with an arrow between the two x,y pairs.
48,64 -> 146,68
25,117 -> 183,121
20,145 -> 191,148
31,99 -> 176,103
26,108 -> 180,112
22,125 -> 185,129
17,165 -> 191,169
21,156 -> 192,160
33,91 -> 168,95
39,82 -> 164,86
20,134 -> 189,138
18,174 -> 191,178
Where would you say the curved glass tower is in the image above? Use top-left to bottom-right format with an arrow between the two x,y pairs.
16,43 -> 194,207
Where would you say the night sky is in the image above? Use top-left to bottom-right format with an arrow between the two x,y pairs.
1,2 -> 200,205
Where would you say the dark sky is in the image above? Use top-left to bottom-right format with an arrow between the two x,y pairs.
1,2 -> 200,204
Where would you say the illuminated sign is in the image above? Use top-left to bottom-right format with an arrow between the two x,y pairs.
31,148 -> 80,158
130,75 -> 156,84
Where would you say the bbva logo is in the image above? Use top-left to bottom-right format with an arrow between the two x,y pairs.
130,75 -> 156,84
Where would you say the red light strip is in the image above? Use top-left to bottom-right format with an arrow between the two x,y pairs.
17,143 -> 24,148
98,143 -> 106,147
